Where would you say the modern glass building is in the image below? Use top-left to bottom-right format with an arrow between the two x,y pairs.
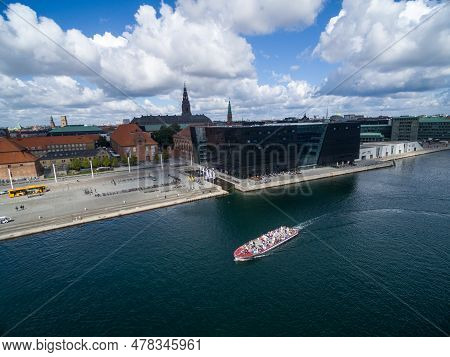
391,117 -> 419,141
418,117 -> 450,140
191,122 -> 361,178
360,124 -> 392,142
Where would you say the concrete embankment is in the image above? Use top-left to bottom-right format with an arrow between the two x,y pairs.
233,161 -> 394,192
0,189 -> 228,241
229,146 -> 449,192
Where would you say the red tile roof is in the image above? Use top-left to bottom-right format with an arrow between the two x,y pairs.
0,138 -> 38,165
12,135 -> 99,149
174,126 -> 192,139
111,124 -> 157,147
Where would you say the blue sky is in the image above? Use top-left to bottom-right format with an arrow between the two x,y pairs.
4,0 -> 341,86
0,0 -> 448,126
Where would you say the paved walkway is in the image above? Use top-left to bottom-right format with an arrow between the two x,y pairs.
0,165 -> 227,241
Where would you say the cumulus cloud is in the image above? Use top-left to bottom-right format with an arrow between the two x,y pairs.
0,1 -> 327,126
0,1 -> 447,127
0,74 -> 105,109
177,0 -> 324,35
0,2 -> 255,97
314,0 -> 450,96
0,73 -> 176,126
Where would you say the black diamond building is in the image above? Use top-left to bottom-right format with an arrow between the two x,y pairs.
190,122 -> 361,179
132,84 -> 212,131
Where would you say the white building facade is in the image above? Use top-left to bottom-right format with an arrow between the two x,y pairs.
358,141 -> 423,161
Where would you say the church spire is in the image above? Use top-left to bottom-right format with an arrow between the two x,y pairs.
182,83 -> 191,116
227,99 -> 232,125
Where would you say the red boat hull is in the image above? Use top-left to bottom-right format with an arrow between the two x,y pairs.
234,227 -> 299,261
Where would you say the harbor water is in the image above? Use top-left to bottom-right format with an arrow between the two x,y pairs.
0,151 -> 449,336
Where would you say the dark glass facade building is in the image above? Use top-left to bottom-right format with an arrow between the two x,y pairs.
418,117 -> 450,140
191,122 -> 361,178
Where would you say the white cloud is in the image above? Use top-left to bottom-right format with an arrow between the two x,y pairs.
314,0 -> 450,96
0,2 -> 255,97
0,74 -> 104,109
0,1 -> 327,125
177,0 -> 324,35
0,1 -> 447,127
0,73 -> 175,126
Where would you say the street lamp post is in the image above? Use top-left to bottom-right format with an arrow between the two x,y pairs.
52,163 -> 58,183
7,168 -> 13,189
127,155 -> 131,173
89,159 -> 94,178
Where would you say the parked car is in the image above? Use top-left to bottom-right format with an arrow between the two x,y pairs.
0,190 -> 8,195
0,216 -> 13,224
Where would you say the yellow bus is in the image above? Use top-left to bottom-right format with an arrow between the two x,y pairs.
8,185 -> 47,198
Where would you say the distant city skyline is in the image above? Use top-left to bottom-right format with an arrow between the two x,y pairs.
0,0 -> 449,127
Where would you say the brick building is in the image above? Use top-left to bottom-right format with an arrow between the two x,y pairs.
0,138 -> 42,180
12,135 -> 99,158
39,148 -> 110,170
110,124 -> 158,161
173,126 -> 193,159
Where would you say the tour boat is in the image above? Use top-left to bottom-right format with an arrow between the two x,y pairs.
233,226 -> 300,261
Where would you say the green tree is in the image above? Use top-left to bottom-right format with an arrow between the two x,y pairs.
162,149 -> 170,161
121,156 -> 128,165
97,136 -> 110,148
170,123 -> 181,133
152,123 -> 181,148
81,158 -> 91,169
102,156 -> 111,167
129,155 -> 138,166
92,156 -> 101,168
111,157 -> 119,168
69,158 -> 81,171
153,151 -> 160,162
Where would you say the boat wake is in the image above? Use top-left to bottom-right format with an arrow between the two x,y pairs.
293,213 -> 329,230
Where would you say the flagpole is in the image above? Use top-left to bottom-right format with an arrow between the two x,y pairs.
89,159 -> 94,178
52,163 -> 58,183
8,168 -> 13,189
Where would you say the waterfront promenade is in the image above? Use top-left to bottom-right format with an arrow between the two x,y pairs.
218,146 -> 449,192
1,147 -> 447,240
0,164 -> 227,241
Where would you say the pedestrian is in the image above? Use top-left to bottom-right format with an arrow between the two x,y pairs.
15,206 -> 18,211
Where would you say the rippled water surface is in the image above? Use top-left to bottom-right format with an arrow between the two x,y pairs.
0,152 -> 449,336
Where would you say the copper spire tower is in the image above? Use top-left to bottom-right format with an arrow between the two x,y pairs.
227,99 -> 232,125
